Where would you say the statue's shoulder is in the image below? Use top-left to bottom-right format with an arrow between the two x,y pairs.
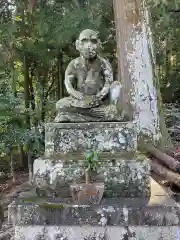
67,59 -> 76,67
67,57 -> 82,69
98,56 -> 110,64
65,59 -> 77,74
98,56 -> 112,70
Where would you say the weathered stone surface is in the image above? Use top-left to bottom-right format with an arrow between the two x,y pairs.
9,200 -> 180,226
13,226 -> 180,240
33,153 -> 150,198
70,182 -> 105,205
54,29 -> 127,123
0,171 -> 6,180
0,204 -> 4,230
45,122 -> 137,156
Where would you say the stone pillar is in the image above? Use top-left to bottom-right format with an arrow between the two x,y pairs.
113,0 -> 170,148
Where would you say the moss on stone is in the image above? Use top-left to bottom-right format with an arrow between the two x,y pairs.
21,197 -> 46,204
39,203 -> 65,209
21,198 -> 66,210
135,151 -> 146,162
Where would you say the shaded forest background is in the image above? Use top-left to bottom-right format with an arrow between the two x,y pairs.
0,0 -> 180,179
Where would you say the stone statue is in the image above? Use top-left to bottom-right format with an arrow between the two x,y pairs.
55,29 -> 126,122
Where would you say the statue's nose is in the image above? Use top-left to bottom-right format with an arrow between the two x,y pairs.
87,42 -> 92,48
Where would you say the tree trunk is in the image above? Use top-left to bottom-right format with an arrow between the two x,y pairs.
165,40 -> 170,86
57,52 -> 64,99
113,0 -> 172,150
41,87 -> 45,123
29,71 -> 35,111
23,54 -> 30,129
19,145 -> 28,169
85,170 -> 90,184
19,145 -> 24,167
41,70 -> 48,123
28,150 -> 33,183
8,148 -> 16,183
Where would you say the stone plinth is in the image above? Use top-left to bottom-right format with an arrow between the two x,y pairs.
8,200 -> 180,240
45,122 -> 137,156
12,226 -> 180,240
33,152 -> 150,198
33,121 -> 147,199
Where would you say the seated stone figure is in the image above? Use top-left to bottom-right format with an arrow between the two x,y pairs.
55,29 -> 126,122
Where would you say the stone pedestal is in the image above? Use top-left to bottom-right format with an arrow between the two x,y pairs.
8,199 -> 180,240
32,121 -> 150,199
33,153 -> 150,199
9,121 -> 154,239
44,122 -> 137,156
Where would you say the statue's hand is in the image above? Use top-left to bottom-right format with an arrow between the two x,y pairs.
71,90 -> 84,100
96,89 -> 108,101
90,108 -> 105,118
96,84 -> 110,101
96,92 -> 103,100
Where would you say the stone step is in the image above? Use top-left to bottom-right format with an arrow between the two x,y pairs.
8,198 -> 180,226
8,179 -> 180,239
9,198 -> 180,239
33,156 -> 150,199
45,121 -> 137,156
35,151 -> 136,164
12,225 -> 180,240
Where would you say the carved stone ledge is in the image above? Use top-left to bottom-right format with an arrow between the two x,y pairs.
45,122 -> 137,156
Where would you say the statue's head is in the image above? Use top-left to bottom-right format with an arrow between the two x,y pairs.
76,29 -> 101,59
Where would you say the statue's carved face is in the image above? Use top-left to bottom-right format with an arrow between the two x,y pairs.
76,29 -> 100,59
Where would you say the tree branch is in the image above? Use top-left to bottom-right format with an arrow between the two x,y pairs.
44,78 -> 56,99
169,9 -> 180,13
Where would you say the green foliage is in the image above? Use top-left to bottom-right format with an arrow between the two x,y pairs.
0,68 -> 42,153
148,0 -> 180,103
83,150 -> 102,172
0,0 -> 115,169
0,70 -> 21,148
1,0 -> 180,172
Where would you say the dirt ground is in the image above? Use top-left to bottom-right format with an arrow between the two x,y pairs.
0,172 -> 28,197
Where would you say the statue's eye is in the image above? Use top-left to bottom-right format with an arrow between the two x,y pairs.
81,38 -> 88,43
91,39 -> 97,44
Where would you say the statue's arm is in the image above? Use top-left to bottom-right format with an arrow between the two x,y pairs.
96,58 -> 113,100
65,61 -> 83,100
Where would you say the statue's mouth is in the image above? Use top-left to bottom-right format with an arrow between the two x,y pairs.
84,49 -> 96,56
89,50 -> 96,55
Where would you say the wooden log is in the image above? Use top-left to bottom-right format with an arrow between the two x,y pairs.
146,145 -> 180,173
151,172 -> 170,187
150,159 -> 180,188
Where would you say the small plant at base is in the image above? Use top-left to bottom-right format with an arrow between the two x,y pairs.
83,150 -> 101,184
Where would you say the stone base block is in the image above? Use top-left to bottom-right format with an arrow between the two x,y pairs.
9,200 -> 180,240
12,226 -> 180,240
33,153 -> 150,198
45,122 -> 137,156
